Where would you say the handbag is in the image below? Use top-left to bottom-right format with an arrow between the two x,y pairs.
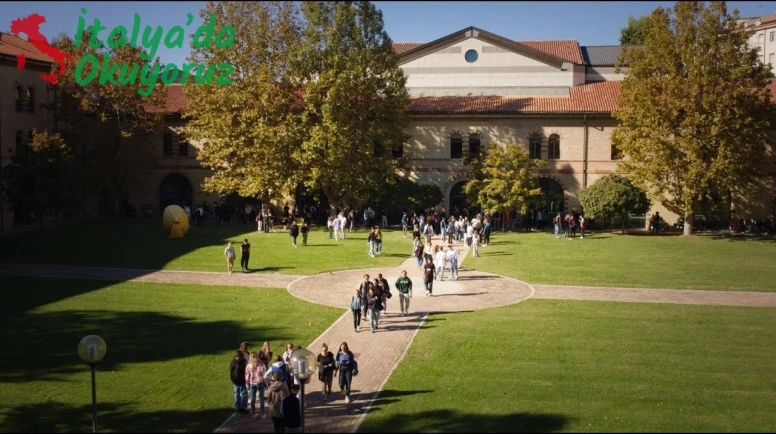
386,291 -> 392,299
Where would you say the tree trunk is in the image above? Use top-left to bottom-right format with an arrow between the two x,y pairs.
501,206 -> 506,232
621,214 -> 626,235
683,211 -> 693,236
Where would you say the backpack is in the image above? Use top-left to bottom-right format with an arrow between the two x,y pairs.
414,245 -> 424,258
230,359 -> 242,384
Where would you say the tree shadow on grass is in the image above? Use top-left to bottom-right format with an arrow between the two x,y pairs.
0,400 -> 229,433
0,302 -> 284,384
707,234 -> 776,244
359,408 -> 569,433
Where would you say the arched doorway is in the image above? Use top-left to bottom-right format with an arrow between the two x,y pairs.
532,178 -> 565,222
159,173 -> 193,210
448,180 -> 475,216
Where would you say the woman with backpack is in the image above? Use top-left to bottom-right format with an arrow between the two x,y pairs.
351,289 -> 364,332
245,352 -> 268,418
335,342 -> 359,403
414,240 -> 425,269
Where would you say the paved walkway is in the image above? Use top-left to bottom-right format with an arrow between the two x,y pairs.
3,243 -> 776,433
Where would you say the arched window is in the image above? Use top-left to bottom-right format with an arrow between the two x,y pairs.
26,86 -> 36,113
14,85 -> 24,112
468,134 -> 481,156
548,134 -> 560,159
450,133 -> 463,159
528,133 -> 542,159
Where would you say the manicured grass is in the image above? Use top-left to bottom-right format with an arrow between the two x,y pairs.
0,277 -> 343,433
359,299 -> 776,433
465,231 -> 776,292
0,220 -> 413,274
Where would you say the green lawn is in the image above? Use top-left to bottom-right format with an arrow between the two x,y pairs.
0,277 -> 343,433
465,231 -> 776,292
0,220 -> 412,274
359,299 -> 776,433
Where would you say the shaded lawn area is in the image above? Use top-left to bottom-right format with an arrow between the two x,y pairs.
0,220 -> 412,274
360,299 -> 776,433
0,276 -> 343,433
465,231 -> 776,292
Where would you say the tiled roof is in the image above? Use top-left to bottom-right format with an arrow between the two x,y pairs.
515,40 -> 584,64
739,14 -> 776,29
392,42 -> 425,55
581,45 -> 626,66
146,84 -> 187,113
0,32 -> 54,63
393,39 -> 584,64
406,81 -> 621,114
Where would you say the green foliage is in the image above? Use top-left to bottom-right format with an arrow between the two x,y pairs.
613,1 -> 775,233
50,31 -> 166,210
579,175 -> 650,233
185,1 -> 303,202
619,15 -> 647,45
378,178 -> 442,217
464,143 -> 546,219
295,1 -> 411,210
3,130 -> 77,220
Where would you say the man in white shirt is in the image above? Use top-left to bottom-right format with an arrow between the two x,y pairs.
434,247 -> 447,281
446,245 -> 459,279
339,213 -> 347,240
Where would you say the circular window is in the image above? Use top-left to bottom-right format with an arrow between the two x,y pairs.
464,49 -> 478,63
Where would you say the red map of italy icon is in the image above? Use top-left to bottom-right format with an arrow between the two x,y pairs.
11,13 -> 74,85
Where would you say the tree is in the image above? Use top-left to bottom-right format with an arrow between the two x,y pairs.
3,130 -> 77,225
295,1 -> 411,214
619,15 -> 647,45
612,1 -> 775,235
579,175 -> 651,234
463,143 -> 546,231
377,177 -> 442,219
185,1 -> 303,206
51,30 -> 166,215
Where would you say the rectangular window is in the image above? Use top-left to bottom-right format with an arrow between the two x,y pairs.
163,133 -> 173,157
179,141 -> 189,157
15,86 -> 24,112
392,144 -> 403,158
450,136 -> 463,159
611,144 -> 622,160
770,53 -> 775,66
529,136 -> 542,159
771,31 -> 775,42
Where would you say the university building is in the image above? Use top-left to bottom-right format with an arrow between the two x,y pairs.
2,24 -> 775,229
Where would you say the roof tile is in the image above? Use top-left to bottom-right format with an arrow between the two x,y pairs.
0,32 -> 54,63
515,40 -> 584,64
392,42 -> 425,55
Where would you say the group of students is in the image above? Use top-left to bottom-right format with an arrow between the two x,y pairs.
350,271 -> 414,332
230,341 -> 359,433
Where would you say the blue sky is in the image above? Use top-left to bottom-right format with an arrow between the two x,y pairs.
1,1 -> 772,66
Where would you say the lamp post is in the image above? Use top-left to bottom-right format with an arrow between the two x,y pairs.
288,348 -> 317,433
77,335 -> 107,433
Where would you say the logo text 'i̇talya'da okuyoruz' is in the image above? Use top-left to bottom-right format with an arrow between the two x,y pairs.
11,9 -> 235,96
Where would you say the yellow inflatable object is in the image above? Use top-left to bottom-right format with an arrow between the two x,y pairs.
163,205 -> 189,239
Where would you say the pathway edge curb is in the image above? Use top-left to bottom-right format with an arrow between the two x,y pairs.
349,312 -> 429,434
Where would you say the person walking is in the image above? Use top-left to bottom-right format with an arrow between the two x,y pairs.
245,352 -> 268,419
335,342 -> 358,403
378,273 -> 391,314
579,215 -> 586,239
339,213 -> 347,240
553,213 -> 561,239
301,223 -> 309,246
414,240 -> 425,269
266,370 -> 290,434
290,220 -> 299,247
240,238 -> 251,272
230,350 -> 249,414
482,219 -> 492,246
317,344 -> 336,401
423,256 -> 436,296
351,289 -> 364,332
281,384 -> 303,433
358,275 -> 372,321
566,213 -> 576,240
327,216 -> 334,240
446,244 -> 459,280
224,241 -> 236,274
434,245 -> 447,281
259,342 -> 273,368
366,287 -> 382,332
412,225 -> 421,253
367,228 -> 377,258
375,226 -> 383,255
472,225 -> 481,258
423,221 -> 434,245
333,214 -> 341,241
401,212 -> 409,238
395,270 -> 413,316
446,217 -> 456,244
